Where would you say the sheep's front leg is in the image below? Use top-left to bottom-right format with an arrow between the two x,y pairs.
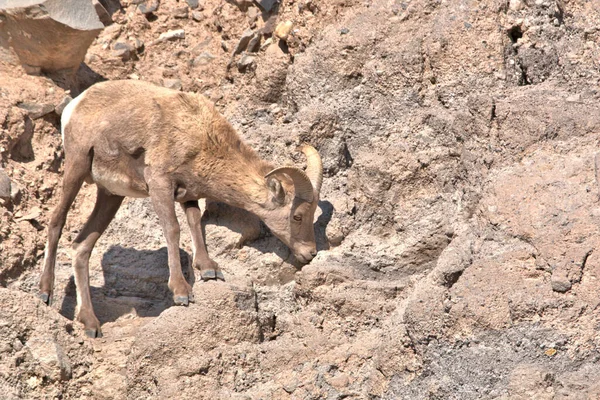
148,181 -> 193,306
181,201 -> 224,281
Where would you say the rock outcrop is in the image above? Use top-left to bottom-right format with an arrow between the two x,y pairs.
0,0 -> 104,74
1,0 -> 600,398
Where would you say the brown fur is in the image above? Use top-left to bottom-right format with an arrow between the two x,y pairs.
39,80 -> 320,337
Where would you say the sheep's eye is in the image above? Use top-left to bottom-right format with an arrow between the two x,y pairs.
293,215 -> 302,222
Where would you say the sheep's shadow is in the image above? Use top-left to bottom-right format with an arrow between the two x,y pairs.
59,247 -> 193,325
58,200 -> 334,324
46,63 -> 107,96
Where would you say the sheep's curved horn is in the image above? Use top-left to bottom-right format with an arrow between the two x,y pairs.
265,167 -> 314,202
300,144 -> 323,194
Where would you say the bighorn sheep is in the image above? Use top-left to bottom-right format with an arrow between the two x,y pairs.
39,80 -> 323,338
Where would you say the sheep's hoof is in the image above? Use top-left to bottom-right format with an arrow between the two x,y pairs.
85,328 -> 102,338
201,270 -> 216,281
216,270 -> 225,281
38,292 -> 51,305
174,295 -> 189,306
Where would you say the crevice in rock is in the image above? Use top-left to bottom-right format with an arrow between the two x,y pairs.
554,2 -> 564,25
507,25 -> 523,44
442,270 -> 464,289
145,13 -> 159,22
253,286 -> 279,343
252,285 -> 264,343
581,249 -> 592,271
594,153 -> 600,197
517,60 -> 530,86
341,140 -> 353,169
278,40 -> 289,54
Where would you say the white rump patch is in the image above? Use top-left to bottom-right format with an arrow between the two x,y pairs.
61,90 -> 88,143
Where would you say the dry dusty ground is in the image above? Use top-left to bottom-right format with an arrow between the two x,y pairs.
1,0 -> 600,398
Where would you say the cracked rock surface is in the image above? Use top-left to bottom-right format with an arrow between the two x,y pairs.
1,0 -> 600,398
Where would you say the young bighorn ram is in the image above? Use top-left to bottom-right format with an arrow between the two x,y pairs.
39,80 -> 323,338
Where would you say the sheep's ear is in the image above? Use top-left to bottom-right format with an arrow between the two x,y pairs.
267,177 -> 286,205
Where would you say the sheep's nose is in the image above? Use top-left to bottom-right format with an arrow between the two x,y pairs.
310,249 -> 317,257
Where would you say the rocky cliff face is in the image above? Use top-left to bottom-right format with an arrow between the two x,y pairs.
1,0 -> 600,398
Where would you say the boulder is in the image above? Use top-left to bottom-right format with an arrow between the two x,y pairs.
0,0 -> 104,74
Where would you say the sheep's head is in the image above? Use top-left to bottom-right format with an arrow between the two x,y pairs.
263,145 -> 323,264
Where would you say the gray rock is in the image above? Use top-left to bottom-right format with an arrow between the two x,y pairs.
186,0 -> 200,9
253,0 -> 278,12
0,0 -> 104,73
16,102 -> 54,119
172,6 -> 188,18
0,169 -> 11,201
54,95 -> 72,116
191,10 -> 204,21
138,0 -> 159,14
247,33 -> 262,52
112,42 -> 135,61
551,276 -> 572,293
237,54 -> 256,72
262,13 -> 278,35
233,29 -> 255,55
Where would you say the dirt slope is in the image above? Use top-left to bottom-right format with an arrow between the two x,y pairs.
1,0 -> 600,398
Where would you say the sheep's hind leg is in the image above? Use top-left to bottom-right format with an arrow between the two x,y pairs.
72,187 -> 123,338
39,153 -> 90,305
181,201 -> 224,281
